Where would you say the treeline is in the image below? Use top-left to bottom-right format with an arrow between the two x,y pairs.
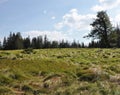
1,25 -> 120,50
1,11 -> 120,50
1,26 -> 120,50
0,32 -> 86,50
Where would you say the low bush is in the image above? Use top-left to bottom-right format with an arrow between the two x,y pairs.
0,87 -> 12,94
0,75 -> 12,85
21,84 -> 33,92
21,48 -> 36,54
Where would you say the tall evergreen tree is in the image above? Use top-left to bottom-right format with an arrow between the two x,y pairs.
15,32 -> 23,49
43,35 -> 48,48
23,36 -> 31,49
7,32 -> 14,49
81,42 -> 85,48
71,40 -> 79,48
116,26 -> 120,47
59,40 -> 65,48
32,37 -> 37,49
85,11 -> 112,48
0,41 -> 2,49
36,36 -> 43,49
3,37 -> 7,50
51,41 -> 58,48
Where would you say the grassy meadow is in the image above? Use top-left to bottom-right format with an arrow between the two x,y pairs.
0,48 -> 120,95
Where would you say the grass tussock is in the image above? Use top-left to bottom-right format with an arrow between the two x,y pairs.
0,48 -> 120,94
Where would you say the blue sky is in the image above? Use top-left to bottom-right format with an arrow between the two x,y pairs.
0,0 -> 120,43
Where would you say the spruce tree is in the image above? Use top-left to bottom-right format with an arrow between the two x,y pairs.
85,11 -> 112,48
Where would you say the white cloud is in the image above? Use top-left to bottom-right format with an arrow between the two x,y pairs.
22,8 -> 96,43
110,14 -> 120,26
92,5 -> 104,11
54,22 -> 63,30
55,8 -> 96,31
99,0 -> 105,3
114,14 -> 120,23
23,30 -> 69,41
92,0 -> 120,11
51,16 -> 56,20
0,38 -> 3,42
0,36 -> 4,43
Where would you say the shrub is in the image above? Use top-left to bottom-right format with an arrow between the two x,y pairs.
10,72 -> 26,81
22,84 -> 33,92
76,69 -> 99,82
21,48 -> 35,54
0,75 -> 12,85
12,57 -> 17,60
0,87 -> 11,94
16,54 -> 23,58
43,74 -> 61,82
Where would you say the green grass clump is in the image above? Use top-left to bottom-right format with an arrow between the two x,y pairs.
0,86 -> 12,94
0,48 -> 120,94
0,75 -> 12,85
77,69 -> 99,82
21,48 -> 36,54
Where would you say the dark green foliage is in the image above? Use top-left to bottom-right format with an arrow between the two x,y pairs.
71,40 -> 80,48
43,35 -> 49,48
15,32 -> 24,49
109,26 -> 120,48
2,32 -> 84,50
37,36 -> 43,49
23,36 -> 31,49
85,11 -> 112,48
0,75 -> 12,85
0,41 -> 2,50
88,41 -> 100,48
59,40 -> 70,48
21,48 -> 35,54
76,70 -> 98,82
51,41 -> 59,48
86,11 -> 120,48
3,37 -> 7,49
0,87 -> 11,94
3,32 -> 23,50
21,84 -> 33,92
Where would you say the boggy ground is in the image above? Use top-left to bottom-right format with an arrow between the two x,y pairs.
0,48 -> 120,95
